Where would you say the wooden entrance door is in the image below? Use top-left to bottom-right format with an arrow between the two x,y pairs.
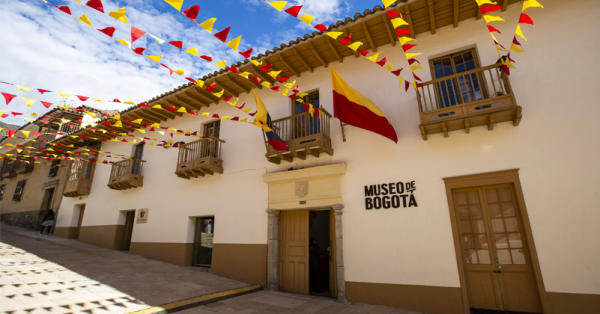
453,184 -> 542,313
76,205 -> 85,239
193,217 -> 215,266
122,211 -> 135,251
278,210 -> 309,294
328,209 -> 337,297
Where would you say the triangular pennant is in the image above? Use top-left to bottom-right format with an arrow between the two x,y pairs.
522,0 -> 544,11
410,65 -> 423,71
164,0 -> 184,11
182,5 -> 200,22
41,101 -> 52,108
108,8 -> 127,23
169,41 -> 183,49
37,89 -> 52,94
1,92 -> 16,105
215,60 -> 227,68
86,0 -> 104,13
402,43 -> 417,52
484,15 -> 505,23
239,48 -> 253,58
519,13 -> 535,26
57,6 -> 72,15
338,33 -> 352,46
226,35 -> 242,51
299,14 -> 315,25
21,97 -> 36,107
147,55 -> 162,63
149,34 -> 165,43
347,42 -> 363,51
382,0 -> 395,8
480,5 -> 502,15
391,18 -> 408,29
161,64 -> 174,75
314,24 -> 327,33
376,56 -> 388,66
510,43 -> 526,53
487,25 -> 501,34
405,53 -> 422,58
395,29 -> 411,37
358,50 -> 369,56
131,26 -> 146,43
284,5 -> 302,17
387,10 -> 401,19
515,25 -> 527,41
367,52 -> 381,62
214,27 -> 230,42
97,27 -> 115,37
199,18 -> 216,33
268,1 -> 288,11
75,14 -> 93,27
17,85 -> 33,91
391,68 -> 403,77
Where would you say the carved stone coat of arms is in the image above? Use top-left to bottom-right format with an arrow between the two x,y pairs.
295,181 -> 308,198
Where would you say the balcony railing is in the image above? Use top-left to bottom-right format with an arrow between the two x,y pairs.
107,158 -> 146,190
15,159 -> 34,174
175,137 -> 224,179
63,159 -> 96,197
1,162 -> 17,178
416,63 -> 522,140
265,108 -> 334,164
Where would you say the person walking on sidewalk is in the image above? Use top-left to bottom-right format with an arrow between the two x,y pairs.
39,209 -> 55,236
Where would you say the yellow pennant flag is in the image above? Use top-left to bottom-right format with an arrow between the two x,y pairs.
113,113 -> 121,120
58,93 -> 72,98
382,0 -> 396,8
261,82 -> 272,88
243,108 -> 252,113
108,8 -> 127,23
176,107 -> 187,113
347,41 -> 363,51
136,129 -> 146,133
227,36 -> 242,51
405,53 -> 422,58
327,32 -> 344,40
410,65 -> 423,71
399,37 -> 415,45
196,80 -> 205,88
510,43 -> 526,53
398,77 -> 404,89
269,1 -> 287,11
149,34 -> 165,44
384,61 -> 394,71
515,25 -> 527,41
164,0 -> 184,11
116,39 -> 131,48
185,48 -> 198,56
132,119 -> 143,124
228,98 -> 238,106
76,14 -> 93,27
238,72 -> 251,78
147,55 -> 162,63
280,89 -> 289,95
284,80 -> 296,89
215,60 -> 227,68
212,89 -> 224,98
173,70 -> 184,76
17,85 -> 33,91
112,121 -> 123,128
250,60 -> 261,66
299,14 -> 315,25
93,98 -> 104,102
484,15 -> 505,23
31,112 -> 41,117
268,70 -> 282,78
222,116 -> 229,120
124,101 -> 135,105
21,97 -> 36,107
199,18 -> 216,33
149,142 -> 155,146
475,0 -> 497,6
21,131 -> 30,138
152,105 -> 163,109
367,52 -> 381,62
391,18 -> 408,29
240,118 -> 248,122
201,112 -> 210,116
522,0 -> 543,11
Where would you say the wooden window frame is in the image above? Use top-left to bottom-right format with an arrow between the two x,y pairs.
202,120 -> 221,139
291,89 -> 319,117
48,159 -> 60,178
443,169 -> 548,314
12,179 -> 27,203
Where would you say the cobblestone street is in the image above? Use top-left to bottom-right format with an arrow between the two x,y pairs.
0,224 -> 425,314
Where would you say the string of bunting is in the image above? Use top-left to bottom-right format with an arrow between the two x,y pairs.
475,0 -> 512,73
504,0 -> 544,75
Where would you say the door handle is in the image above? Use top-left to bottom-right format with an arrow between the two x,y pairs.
493,270 -> 501,273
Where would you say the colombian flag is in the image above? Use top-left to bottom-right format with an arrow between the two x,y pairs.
251,89 -> 288,151
331,67 -> 398,143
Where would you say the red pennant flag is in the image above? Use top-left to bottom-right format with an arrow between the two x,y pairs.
239,48 -> 253,59
138,102 -> 149,107
86,0 -> 104,13
487,25 -> 502,34
519,13 -> 535,26
222,95 -> 233,102
395,29 -> 411,37
391,68 -> 403,77
165,106 -> 176,111
189,111 -> 198,115
121,139 -> 128,142
98,27 -> 115,37
101,120 -> 110,126
358,50 -> 369,57
338,33 -> 352,46
227,66 -> 239,73
314,24 -> 327,33
270,86 -> 280,92
494,40 -> 507,49
405,80 -> 411,92
402,43 -> 416,52
6,129 -> 17,137
212,114 -> 220,118
133,48 -> 145,55
259,63 -> 273,73
480,5 -> 502,15
11,112 -> 23,117
76,95 -> 89,101
37,89 -> 52,94
376,56 -> 388,66
1,92 -> 16,105
131,26 -> 146,43
32,132 -> 43,138
161,64 -> 174,75
185,77 -> 196,83
249,110 -> 257,117
236,103 -> 245,109
387,10 -> 401,19
0,81 -> 12,85
205,82 -> 216,92
172,142 -> 179,148
502,65 -> 510,75
408,58 -> 420,65
160,126 -> 170,130
182,5 -> 200,22
250,76 -> 261,84
231,117 -> 239,121
169,41 -> 183,49
58,6 -> 72,15
276,77 -> 289,83
413,73 -> 422,82
214,27 -> 230,42
112,99 -> 121,103
284,5 -> 302,18
200,55 -> 213,62
1,114 -> 8,118
512,37 -> 522,46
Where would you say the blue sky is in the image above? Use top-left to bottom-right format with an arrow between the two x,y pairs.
0,0 -> 387,125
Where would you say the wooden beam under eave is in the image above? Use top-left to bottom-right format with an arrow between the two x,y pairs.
183,91 -> 210,107
308,42 -> 328,68
403,6 -> 415,39
157,101 -> 184,117
454,0 -> 459,28
427,0 -> 436,35
165,99 -> 194,113
215,81 -> 239,98
149,107 -> 175,120
174,95 -> 203,110
342,29 -> 359,58
293,48 -> 313,73
361,22 -> 377,52
225,74 -> 250,94
477,7 -> 482,20
136,110 -> 165,122
246,63 -> 277,84
279,55 -> 301,78
194,86 -> 222,104
325,36 -> 343,64
502,0 -> 509,11
382,14 -> 397,46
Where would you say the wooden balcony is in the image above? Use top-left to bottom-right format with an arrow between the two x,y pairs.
63,159 -> 96,197
107,159 -> 146,191
15,159 -> 34,174
1,162 -> 17,178
265,109 -> 334,164
175,137 -> 224,179
416,63 -> 522,140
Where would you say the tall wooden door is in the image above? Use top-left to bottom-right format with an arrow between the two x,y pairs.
453,184 -> 542,313
278,210 -> 309,294
328,209 -> 338,298
122,211 -> 135,251
76,205 -> 85,239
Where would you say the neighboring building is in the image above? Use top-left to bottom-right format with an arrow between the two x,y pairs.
52,1 -> 599,314
0,106 -> 108,230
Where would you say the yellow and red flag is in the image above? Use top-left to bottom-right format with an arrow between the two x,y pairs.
330,67 -> 397,143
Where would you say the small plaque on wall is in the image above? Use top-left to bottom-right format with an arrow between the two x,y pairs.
136,208 -> 149,223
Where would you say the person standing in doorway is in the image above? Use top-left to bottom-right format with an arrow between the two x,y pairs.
309,237 -> 329,293
39,209 -> 55,236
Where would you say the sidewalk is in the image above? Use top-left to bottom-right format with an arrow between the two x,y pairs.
0,223 -> 425,314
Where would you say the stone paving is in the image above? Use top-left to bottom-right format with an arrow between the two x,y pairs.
0,223 -> 426,314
